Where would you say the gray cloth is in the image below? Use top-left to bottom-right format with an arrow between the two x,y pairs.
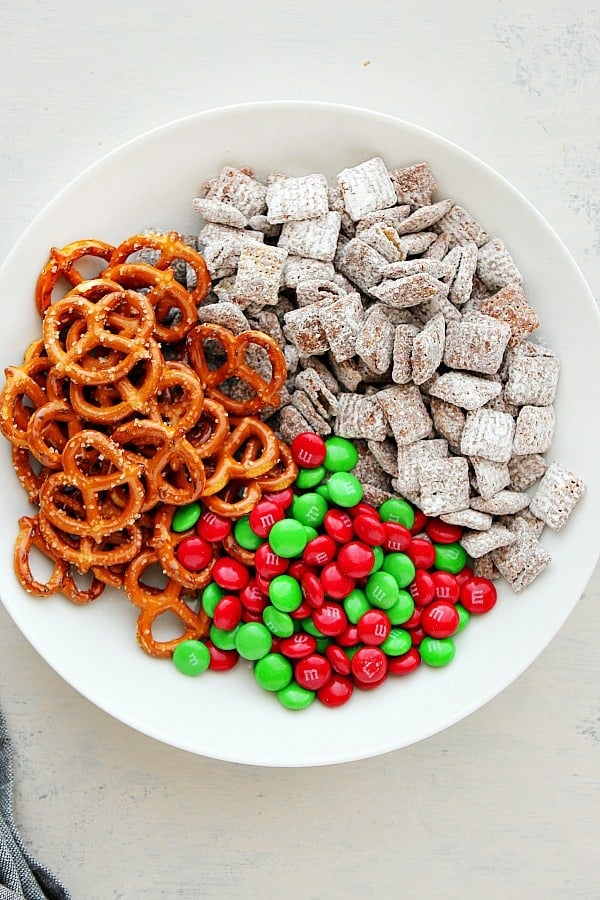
0,705 -> 71,900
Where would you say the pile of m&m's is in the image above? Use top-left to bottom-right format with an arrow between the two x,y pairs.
170,433 -> 498,710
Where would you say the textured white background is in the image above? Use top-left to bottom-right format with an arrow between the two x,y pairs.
0,2 -> 598,898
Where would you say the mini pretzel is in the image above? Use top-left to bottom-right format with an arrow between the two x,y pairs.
35,239 -> 116,316
39,512 -> 143,573
12,446 -> 50,504
43,290 -> 157,386
202,478 -> 263,519
14,515 -> 68,596
26,399 -> 83,469
103,263 -> 198,343
202,416 -> 280,496
39,430 -> 145,542
0,366 -> 47,448
109,231 -> 211,306
187,323 -> 286,414
124,549 -> 210,658
255,440 -> 298,492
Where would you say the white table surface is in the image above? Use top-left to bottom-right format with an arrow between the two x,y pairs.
1,2 -> 598,898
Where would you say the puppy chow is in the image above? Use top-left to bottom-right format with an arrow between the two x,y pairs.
383,258 -> 452,280
443,313 -> 511,375
291,390 -> 331,435
192,197 -> 248,229
294,367 -> 339,420
478,282 -> 539,346
355,305 -> 395,375
448,241 -> 478,305
411,314 -> 445,385
317,292 -> 364,362
337,157 -> 397,221
196,301 -> 250,334
278,404 -> 311,443
461,408 -> 515,463
491,518 -> 551,592
396,439 -> 449,494
504,342 -> 560,406
397,233 -> 438,256
283,305 -> 329,356
328,355 -> 362,392
198,221 -> 264,251
460,525 -> 516,558
471,490 -> 530,515
417,456 -> 471,517
357,206 -> 411,231
296,279 -> 345,308
435,205 -> 489,248
278,211 -> 342,262
233,243 -> 288,308
247,214 -> 282,238
266,173 -> 329,224
440,508 -> 493,530
429,372 -> 502,410
508,454 -> 548,491
376,383 -> 433,446
470,456 -> 511,499
391,163 -> 437,208
335,238 -> 388,293
367,438 -> 399,477
358,223 -> 407,263
371,273 -> 448,309
335,393 -> 388,441
390,324 -> 418,384
472,553 -> 501,580
207,166 -> 267,218
424,232 -> 452,260
512,405 -> 555,455
476,238 -> 523,291
351,441 -> 393,491
529,462 -> 585,530
429,397 -> 466,452
395,199 -> 454,234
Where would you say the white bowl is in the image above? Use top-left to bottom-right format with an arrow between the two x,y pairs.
0,101 -> 598,767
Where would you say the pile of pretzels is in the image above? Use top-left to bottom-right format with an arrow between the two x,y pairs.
1,232 -> 297,656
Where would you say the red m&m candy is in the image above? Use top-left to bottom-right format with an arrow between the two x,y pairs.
337,541 -> 376,578
291,432 -> 326,468
197,510 -> 231,542
421,600 -> 460,639
295,654 -> 332,690
212,557 -> 250,591
248,500 -> 284,538
175,535 -> 212,572
460,577 -> 497,614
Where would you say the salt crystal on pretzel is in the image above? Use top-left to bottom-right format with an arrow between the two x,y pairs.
508,454 -> 547,491
316,292 -> 364,362
291,390 -> 331,435
281,257 -> 335,289
491,517 -> 551,591
470,456 -> 511,499
440,508 -> 493,531
370,273 -> 449,309
358,223 -> 407,262
278,211 -> 342,262
207,165 -> 267,218
392,323 -> 419,384
434,205 -> 489,248
278,404 -> 311,443
192,197 -> 248,229
355,305 -> 395,375
428,372 -> 502,410
396,439 -> 449,493
529,462 -> 585,530
283,305 -> 329,356
416,456 -> 470,517
429,396 -> 466,453
461,408 -> 515,463
476,238 -> 523,291
376,383 -> 432,446
266,173 -> 329,224
233,243 -> 288,309
448,241 -> 478,305
411,314 -> 445,385
478,282 -> 539,347
443,312 -> 511,375
337,157 -> 397,221
471,490 -> 530,515
197,302 -> 250,334
395,199 -> 454,235
335,393 -> 388,441
335,238 -> 388,293
294,367 -> 339,420
512,405 -> 555,455
460,524 -> 516,558
367,438 -> 399,477
504,342 -> 560,406
391,163 -> 437,208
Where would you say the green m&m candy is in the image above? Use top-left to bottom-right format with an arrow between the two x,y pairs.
434,542 -> 468,574
210,623 -> 240,651
277,681 -> 315,710
455,603 -> 470,634
326,472 -> 363,508
269,575 -> 302,613
380,628 -> 412,657
172,639 -> 210,676
263,605 -> 295,638
234,515 -> 263,550
292,492 -> 329,527
254,653 -> 293,692
201,582 -> 225,617
171,502 -> 202,533
235,622 -> 273,660
382,552 -> 416,589
365,571 -> 399,610
295,465 -> 326,490
386,589 -> 415,625
379,497 -> 415,529
343,588 -> 371,624
324,436 -> 359,472
268,518 -> 308,558
420,636 -> 456,667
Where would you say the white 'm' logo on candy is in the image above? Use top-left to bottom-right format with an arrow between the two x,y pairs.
297,449 -> 314,464
303,668 -> 320,682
